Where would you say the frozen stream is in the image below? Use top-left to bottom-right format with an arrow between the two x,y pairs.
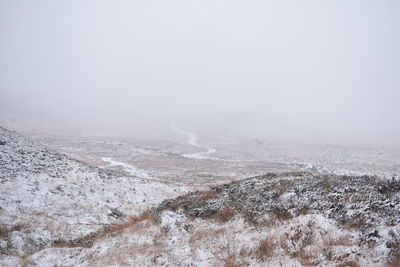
101,157 -> 150,178
172,125 -> 217,160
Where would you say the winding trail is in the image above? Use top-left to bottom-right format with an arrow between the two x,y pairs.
171,125 -> 217,160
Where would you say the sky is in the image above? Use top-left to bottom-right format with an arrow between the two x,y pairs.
0,0 -> 399,144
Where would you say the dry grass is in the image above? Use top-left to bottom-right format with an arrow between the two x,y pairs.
150,233 -> 170,265
279,222 -> 358,266
255,236 -> 274,261
342,213 -> 367,230
280,225 -> 316,265
198,190 -> 216,201
216,209 -> 236,223
221,255 -> 246,267
129,212 -> 156,225
212,236 -> 248,267
88,214 -> 169,267
279,225 -> 357,266
189,228 -> 226,245
386,230 -> 400,267
275,183 -> 289,196
387,257 -> 400,267
0,224 -> 23,238
296,206 -> 310,216
53,211 -> 155,248
323,234 -> 354,247
335,261 -> 360,267
342,193 -> 352,202
321,234 -> 354,262
20,256 -> 35,267
296,249 -> 317,266
97,211 -> 156,238
271,207 -> 292,222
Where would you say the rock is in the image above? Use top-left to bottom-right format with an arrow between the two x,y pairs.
108,208 -> 125,218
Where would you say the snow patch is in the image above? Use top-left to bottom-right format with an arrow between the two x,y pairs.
101,157 -> 150,178
301,162 -> 375,176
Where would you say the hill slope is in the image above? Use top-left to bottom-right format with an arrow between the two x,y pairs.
0,127 -> 189,265
1,127 -> 399,266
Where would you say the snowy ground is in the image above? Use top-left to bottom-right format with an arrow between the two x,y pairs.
1,126 -> 400,266
29,126 -> 400,187
8,173 -> 400,267
0,127 -> 189,266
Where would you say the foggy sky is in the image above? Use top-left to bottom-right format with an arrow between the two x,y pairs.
0,0 -> 399,144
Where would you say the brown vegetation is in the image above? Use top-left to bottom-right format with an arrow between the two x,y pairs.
386,230 -> 400,267
189,228 -> 226,245
53,211 -> 155,249
335,261 -> 360,267
212,236 -> 248,267
255,236 -> 274,261
0,224 -> 23,238
216,209 -> 237,223
342,213 -> 368,230
271,206 -> 293,222
198,190 -> 216,201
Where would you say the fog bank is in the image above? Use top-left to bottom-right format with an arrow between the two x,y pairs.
1,0 -> 399,145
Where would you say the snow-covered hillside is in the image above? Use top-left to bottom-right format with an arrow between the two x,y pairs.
0,127 -> 189,266
15,172 -> 400,267
1,127 -> 399,267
